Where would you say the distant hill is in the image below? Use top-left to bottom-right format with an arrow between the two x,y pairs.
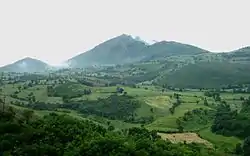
141,41 -> 209,61
0,57 -> 50,73
67,34 -> 147,68
158,62 -> 250,88
229,46 -> 250,55
67,34 -> 209,68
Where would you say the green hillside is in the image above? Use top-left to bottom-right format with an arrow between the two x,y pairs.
0,57 -> 50,73
141,41 -> 209,61
158,62 -> 250,88
67,34 -> 147,68
67,34 -> 210,68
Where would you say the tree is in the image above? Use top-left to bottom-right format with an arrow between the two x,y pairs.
247,86 -> 250,93
22,110 -> 34,123
32,96 -> 36,103
215,95 -> 221,102
116,87 -> 124,93
169,107 -> 174,115
18,86 -> 22,91
108,125 -> 115,131
204,98 -> 208,106
0,95 -> 6,113
177,124 -> 184,133
235,143 -> 243,155
62,95 -> 70,103
240,96 -> 245,101
243,136 -> 250,156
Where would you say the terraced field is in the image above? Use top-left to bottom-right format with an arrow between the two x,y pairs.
157,132 -> 213,148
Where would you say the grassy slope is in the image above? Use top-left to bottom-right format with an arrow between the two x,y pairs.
146,102 -> 210,131
159,62 -> 250,88
17,85 -> 62,103
3,82 -> 247,152
198,127 -> 242,152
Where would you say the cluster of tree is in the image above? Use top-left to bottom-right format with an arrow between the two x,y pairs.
124,71 -> 160,84
211,100 -> 250,138
169,93 -> 182,114
125,116 -> 154,124
47,83 -> 92,99
211,98 -> 250,155
116,87 -> 124,93
176,108 -> 215,131
10,91 -> 36,103
204,91 -> 221,101
77,79 -> 94,87
17,74 -> 47,81
233,87 -> 250,93
158,62 -> 250,89
0,108 -> 224,156
162,85 -> 184,92
17,94 -> 152,124
71,95 -> 141,122
47,85 -> 56,97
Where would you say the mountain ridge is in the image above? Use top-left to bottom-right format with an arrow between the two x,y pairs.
1,34 -> 250,71
0,57 -> 50,73
67,34 -> 211,68
67,34 -> 148,68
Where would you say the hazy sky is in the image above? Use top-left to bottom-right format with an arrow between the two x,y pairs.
0,0 -> 249,66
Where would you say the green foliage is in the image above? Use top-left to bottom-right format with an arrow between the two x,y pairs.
177,108 -> 215,131
169,93 -> 182,114
198,127 -> 242,153
211,99 -> 250,138
0,108 -> 222,156
160,62 -> 250,88
204,91 -> 221,102
243,136 -> 250,156
47,82 -> 92,98
23,94 -> 149,124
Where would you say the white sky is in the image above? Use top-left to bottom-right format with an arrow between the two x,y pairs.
0,0 -> 249,66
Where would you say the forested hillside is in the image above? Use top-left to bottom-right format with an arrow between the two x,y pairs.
0,107 -> 222,156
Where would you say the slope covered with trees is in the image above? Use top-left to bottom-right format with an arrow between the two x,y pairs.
159,62 -> 250,88
0,108 -> 222,156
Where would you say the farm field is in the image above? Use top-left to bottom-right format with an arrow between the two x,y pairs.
1,75 -> 249,155
157,132 -> 213,148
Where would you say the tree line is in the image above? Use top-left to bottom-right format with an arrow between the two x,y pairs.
0,107 -> 223,156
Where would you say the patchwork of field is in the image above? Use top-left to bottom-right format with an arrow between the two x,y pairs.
1,81 -> 247,152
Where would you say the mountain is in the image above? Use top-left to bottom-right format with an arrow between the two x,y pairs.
225,46 -> 250,58
140,41 -> 210,61
220,46 -> 250,64
158,62 -> 250,88
68,35 -> 210,68
0,57 -> 50,73
67,34 -> 147,68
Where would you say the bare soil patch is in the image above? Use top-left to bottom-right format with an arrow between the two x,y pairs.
157,132 -> 213,148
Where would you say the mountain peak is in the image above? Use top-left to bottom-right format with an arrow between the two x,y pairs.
0,57 -> 49,73
235,46 -> 250,51
19,57 -> 37,61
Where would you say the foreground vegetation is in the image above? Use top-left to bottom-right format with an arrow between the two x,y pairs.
1,70 -> 250,155
0,108 -> 223,156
